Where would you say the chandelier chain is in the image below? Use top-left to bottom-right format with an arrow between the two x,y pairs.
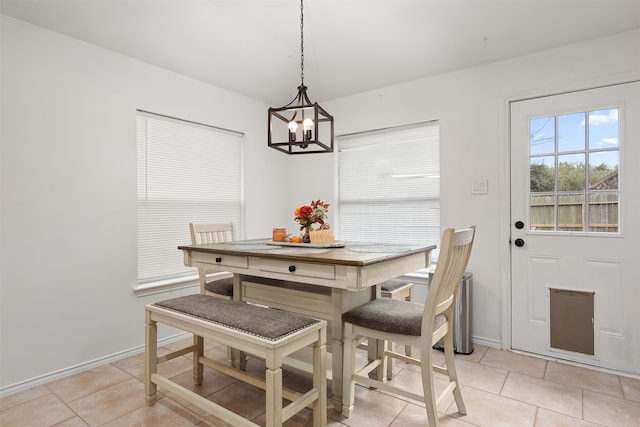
300,0 -> 304,84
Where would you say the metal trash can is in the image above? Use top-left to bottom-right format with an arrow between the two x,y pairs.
431,272 -> 473,354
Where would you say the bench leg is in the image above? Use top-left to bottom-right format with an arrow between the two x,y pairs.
144,311 -> 158,406
265,366 -> 283,427
193,335 -> 204,386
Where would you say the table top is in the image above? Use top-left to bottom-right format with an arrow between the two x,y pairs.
178,239 -> 436,267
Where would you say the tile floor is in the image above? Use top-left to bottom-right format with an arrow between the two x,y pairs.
2,339 -> 640,426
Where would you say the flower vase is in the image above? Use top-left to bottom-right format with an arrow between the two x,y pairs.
302,228 -> 311,243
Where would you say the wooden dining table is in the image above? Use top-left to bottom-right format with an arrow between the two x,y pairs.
178,239 -> 435,412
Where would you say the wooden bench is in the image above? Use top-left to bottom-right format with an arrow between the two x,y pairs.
145,294 -> 327,427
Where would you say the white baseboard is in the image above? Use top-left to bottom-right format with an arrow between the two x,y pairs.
472,336 -> 502,350
0,332 -> 191,398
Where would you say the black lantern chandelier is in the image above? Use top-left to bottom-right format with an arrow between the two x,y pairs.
268,0 -> 334,154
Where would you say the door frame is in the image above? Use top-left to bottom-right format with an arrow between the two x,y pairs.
500,71 -> 640,355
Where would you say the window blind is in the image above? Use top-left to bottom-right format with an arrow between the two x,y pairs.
137,111 -> 243,284
337,121 -> 440,258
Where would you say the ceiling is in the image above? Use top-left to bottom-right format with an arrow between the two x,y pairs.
2,1 -> 640,106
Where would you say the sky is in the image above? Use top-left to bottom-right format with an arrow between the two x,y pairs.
529,107 -> 619,169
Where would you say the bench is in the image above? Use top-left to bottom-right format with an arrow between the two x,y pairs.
145,294 -> 327,427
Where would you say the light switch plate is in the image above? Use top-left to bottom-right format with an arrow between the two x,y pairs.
472,179 -> 488,194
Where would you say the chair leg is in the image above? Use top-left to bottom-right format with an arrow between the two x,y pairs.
144,312 -> 157,406
404,290 -> 413,357
231,348 -> 248,371
420,344 -> 440,427
443,329 -> 466,415
386,340 -> 395,380
405,343 -> 412,357
341,323 -> 357,417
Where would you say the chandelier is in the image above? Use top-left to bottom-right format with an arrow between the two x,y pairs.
268,0 -> 334,154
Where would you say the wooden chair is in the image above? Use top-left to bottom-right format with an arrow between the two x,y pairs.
341,226 -> 476,425
189,222 -> 235,298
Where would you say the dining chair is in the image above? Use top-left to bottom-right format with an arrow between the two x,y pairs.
341,226 -> 476,425
189,222 -> 235,298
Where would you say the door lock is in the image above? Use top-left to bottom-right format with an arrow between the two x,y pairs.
515,221 -> 525,229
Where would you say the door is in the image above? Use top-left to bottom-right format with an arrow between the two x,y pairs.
510,81 -> 640,375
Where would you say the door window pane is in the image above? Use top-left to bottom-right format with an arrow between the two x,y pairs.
530,116 -> 555,155
530,195 -> 555,231
558,194 -> 585,232
558,153 -> 585,191
530,156 -> 555,192
589,193 -> 619,232
589,151 -> 618,189
528,107 -> 619,233
558,112 -> 586,152
589,108 -> 619,149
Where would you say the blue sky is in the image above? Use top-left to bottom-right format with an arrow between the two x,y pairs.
529,107 -> 619,168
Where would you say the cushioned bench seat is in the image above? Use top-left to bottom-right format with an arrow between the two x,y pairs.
145,294 -> 327,427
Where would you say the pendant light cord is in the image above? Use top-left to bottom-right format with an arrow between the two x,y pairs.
300,0 -> 304,85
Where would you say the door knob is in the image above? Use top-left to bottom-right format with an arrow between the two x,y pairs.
514,238 -> 525,247
515,221 -> 525,230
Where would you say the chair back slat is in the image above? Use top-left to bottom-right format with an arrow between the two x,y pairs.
189,223 -> 235,245
422,227 -> 475,335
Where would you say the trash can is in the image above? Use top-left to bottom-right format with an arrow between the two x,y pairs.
431,272 -> 473,355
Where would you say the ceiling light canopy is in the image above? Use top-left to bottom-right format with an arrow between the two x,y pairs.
268,0 -> 334,154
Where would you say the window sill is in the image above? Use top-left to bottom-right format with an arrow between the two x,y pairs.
403,266 -> 435,284
133,272 -> 231,297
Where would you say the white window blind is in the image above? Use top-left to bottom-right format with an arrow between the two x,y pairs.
137,110 -> 243,285
338,121 -> 440,257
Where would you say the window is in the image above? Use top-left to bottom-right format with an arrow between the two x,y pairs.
529,107 -> 619,233
136,110 -> 243,288
337,121 -> 440,259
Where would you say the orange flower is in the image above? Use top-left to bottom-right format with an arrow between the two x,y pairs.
298,205 -> 313,217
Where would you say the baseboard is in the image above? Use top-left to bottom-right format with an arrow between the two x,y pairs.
472,336 -> 502,350
0,332 -> 191,398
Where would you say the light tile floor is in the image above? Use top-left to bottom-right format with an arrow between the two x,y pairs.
2,339 -> 640,426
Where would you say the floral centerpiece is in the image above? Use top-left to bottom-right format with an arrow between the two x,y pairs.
294,200 -> 333,243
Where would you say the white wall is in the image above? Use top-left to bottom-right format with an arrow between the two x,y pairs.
0,16 -> 287,390
2,14 -> 639,392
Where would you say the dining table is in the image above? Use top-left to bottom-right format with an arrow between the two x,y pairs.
178,238 -> 435,412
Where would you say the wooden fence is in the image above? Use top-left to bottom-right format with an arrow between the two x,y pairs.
530,193 -> 619,232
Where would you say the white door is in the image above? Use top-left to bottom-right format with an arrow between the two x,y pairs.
510,81 -> 640,375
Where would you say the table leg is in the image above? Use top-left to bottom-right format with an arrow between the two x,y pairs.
330,286 -> 378,412
231,274 -> 247,370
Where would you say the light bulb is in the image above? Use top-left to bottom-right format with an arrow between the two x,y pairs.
303,118 -> 313,141
303,118 -> 313,131
288,121 -> 297,142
